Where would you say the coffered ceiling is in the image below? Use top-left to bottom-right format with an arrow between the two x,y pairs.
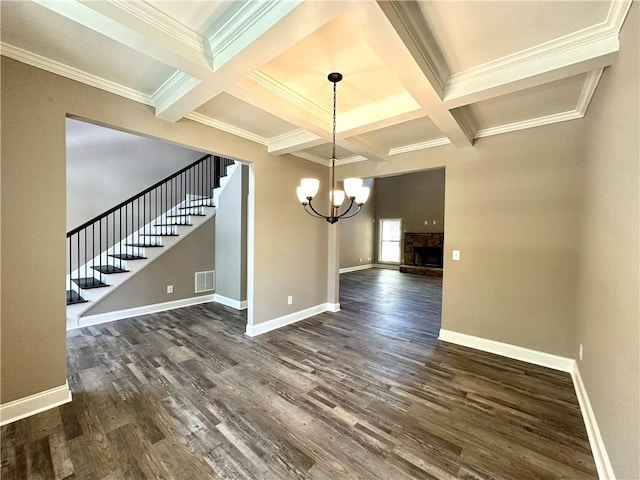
0,1 -> 632,166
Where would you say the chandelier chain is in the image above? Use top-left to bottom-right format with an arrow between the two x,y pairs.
332,81 -> 337,161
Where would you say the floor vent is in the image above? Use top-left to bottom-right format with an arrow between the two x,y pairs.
195,270 -> 215,293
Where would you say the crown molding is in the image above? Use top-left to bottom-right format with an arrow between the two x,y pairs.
247,70 -> 328,122
444,20 -> 620,108
338,155 -> 368,166
108,0 -> 205,53
606,0 -> 633,33
1,42 -> 153,105
290,151 -> 330,167
185,112 -> 268,146
209,1 -> 301,69
151,70 -> 201,115
267,129 -> 323,155
388,137 -> 451,156
474,110 -> 582,139
576,68 -> 604,116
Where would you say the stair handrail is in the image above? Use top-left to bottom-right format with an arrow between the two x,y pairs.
67,153 -> 224,237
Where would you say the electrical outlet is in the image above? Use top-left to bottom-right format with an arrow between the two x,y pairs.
287,295 -> 293,305
424,220 -> 428,225
359,258 -> 363,263
167,285 -> 173,294
433,220 -> 436,224
579,344 -> 583,361
452,250 -> 461,261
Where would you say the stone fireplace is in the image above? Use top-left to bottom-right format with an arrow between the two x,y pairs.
400,232 -> 444,276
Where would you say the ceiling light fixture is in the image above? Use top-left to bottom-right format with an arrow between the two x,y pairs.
296,72 -> 370,224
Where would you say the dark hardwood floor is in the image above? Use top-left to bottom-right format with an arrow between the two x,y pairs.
1,269 -> 597,479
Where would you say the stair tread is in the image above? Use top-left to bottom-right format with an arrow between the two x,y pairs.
108,253 -> 147,260
72,277 -> 109,289
66,290 -> 88,305
167,214 -> 206,217
139,233 -> 179,236
91,265 -> 129,274
153,223 -> 193,227
124,243 -> 163,247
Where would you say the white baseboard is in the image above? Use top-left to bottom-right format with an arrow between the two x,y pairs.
374,263 -> 400,270
245,303 -> 335,337
326,302 -> 341,312
571,364 -> 616,480
438,329 -> 575,372
0,382 -> 72,426
71,294 -> 216,329
214,294 -> 248,310
339,264 -> 374,274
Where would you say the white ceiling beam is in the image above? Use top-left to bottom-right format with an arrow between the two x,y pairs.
443,28 -> 620,109
155,1 -> 350,121
35,0 -> 212,77
353,2 -> 474,148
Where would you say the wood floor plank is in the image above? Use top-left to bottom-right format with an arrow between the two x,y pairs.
1,269 -> 597,479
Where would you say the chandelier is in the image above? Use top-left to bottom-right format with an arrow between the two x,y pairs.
296,72 -> 370,224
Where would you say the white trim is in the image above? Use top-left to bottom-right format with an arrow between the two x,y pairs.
214,294 -> 247,310
185,112 -> 268,146
0,382 -> 72,426
246,163 -> 256,330
326,302 -> 341,313
437,329 -> 574,372
267,129 -> 322,155
571,364 -> 616,480
338,155 -> 368,166
388,137 -> 451,156
245,303 -> 332,337
474,110 -> 583,139
339,264 -> 374,274
0,43 -> 152,105
152,71 -> 201,115
291,151 -> 330,167
110,0 -> 205,52
71,295 -> 216,329
576,68 -> 604,116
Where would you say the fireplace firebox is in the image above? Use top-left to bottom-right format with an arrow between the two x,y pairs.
413,246 -> 443,267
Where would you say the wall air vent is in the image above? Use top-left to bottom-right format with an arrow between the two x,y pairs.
195,270 -> 215,293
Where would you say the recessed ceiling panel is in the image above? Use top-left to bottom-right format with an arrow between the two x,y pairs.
301,143 -> 354,161
196,93 -> 298,139
258,15 -> 408,113
0,1 -> 175,95
464,73 -> 587,131
356,117 -> 443,151
418,1 -> 611,73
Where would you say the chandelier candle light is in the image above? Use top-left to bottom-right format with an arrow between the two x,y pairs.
296,72 -> 370,224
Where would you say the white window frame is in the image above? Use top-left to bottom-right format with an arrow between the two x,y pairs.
378,218 -> 402,264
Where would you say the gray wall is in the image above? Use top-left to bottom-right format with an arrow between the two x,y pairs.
375,168 -> 445,233
575,4 -> 639,478
66,118 -> 203,230
83,217 -> 215,315
215,164 -> 248,303
374,168 -> 445,263
339,178 -> 376,269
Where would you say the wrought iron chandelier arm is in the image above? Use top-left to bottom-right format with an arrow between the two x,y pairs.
305,199 -> 330,219
335,198 -> 356,218
338,202 -> 362,219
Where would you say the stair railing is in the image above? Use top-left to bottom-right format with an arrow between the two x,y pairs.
66,154 -> 234,303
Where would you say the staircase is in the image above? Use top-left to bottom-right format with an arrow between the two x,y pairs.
66,154 -> 236,326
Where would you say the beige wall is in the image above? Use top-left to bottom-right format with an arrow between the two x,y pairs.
0,57 -> 329,403
339,120 -> 583,357
252,158 -> 329,319
339,178 -> 376,269
83,217 -> 215,315
575,4 -> 639,478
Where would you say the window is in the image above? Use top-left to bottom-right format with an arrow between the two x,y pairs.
379,218 -> 401,263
